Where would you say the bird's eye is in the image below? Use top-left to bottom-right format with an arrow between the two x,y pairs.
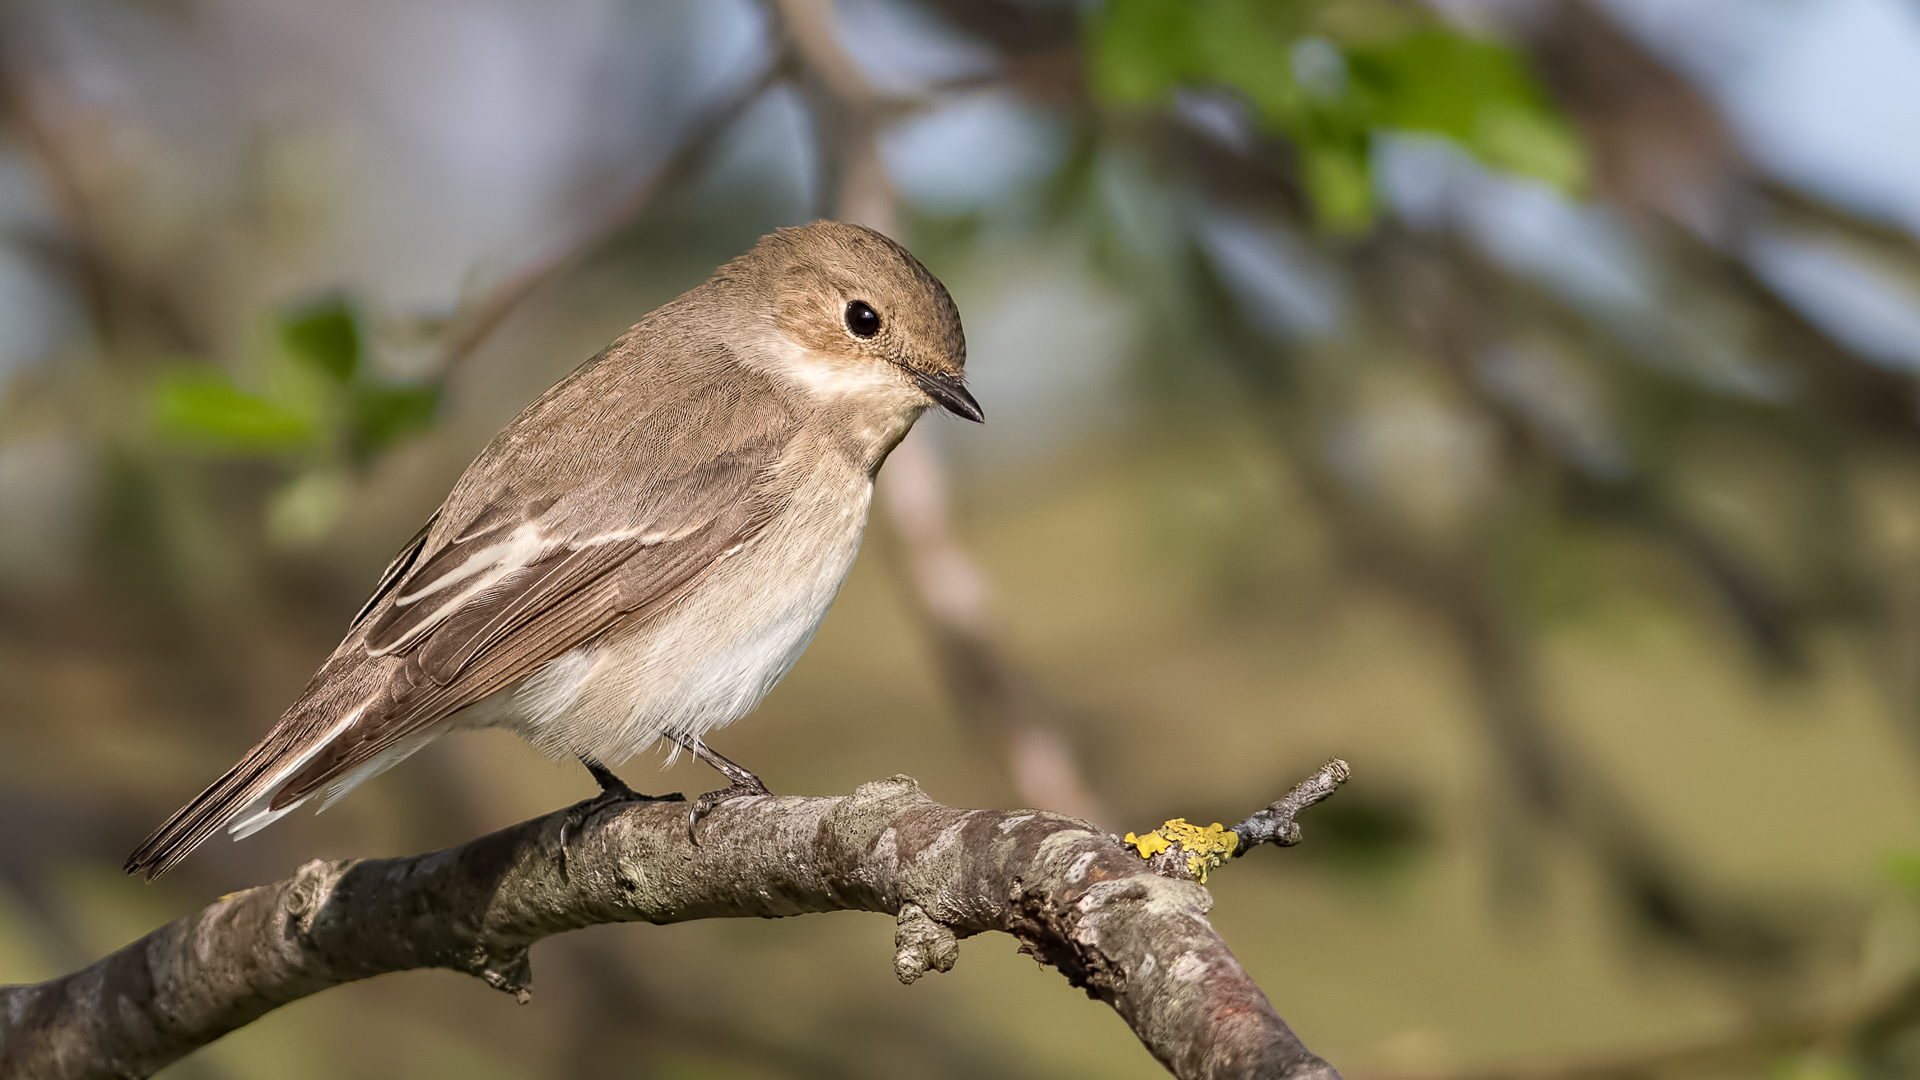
845,300 -> 881,338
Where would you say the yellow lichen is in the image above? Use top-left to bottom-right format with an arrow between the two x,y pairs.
1124,829 -> 1172,858
1122,818 -> 1240,882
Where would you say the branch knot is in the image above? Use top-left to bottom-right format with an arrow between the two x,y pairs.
282,859 -> 347,939
893,902 -> 959,984
473,950 -> 534,1005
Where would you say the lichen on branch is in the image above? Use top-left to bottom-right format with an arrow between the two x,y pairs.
0,770 -> 1347,1080
1123,759 -> 1352,884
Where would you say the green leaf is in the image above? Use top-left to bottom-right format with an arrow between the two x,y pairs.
280,296 -> 360,383
1192,1 -> 1314,125
1084,4 -> 1589,218
1090,0 -> 1195,104
1472,101 -> 1587,192
1347,28 -> 1586,192
1091,0 -> 1319,121
1348,30 -> 1535,138
1301,139 -> 1373,232
348,382 -> 440,462
151,370 -> 315,453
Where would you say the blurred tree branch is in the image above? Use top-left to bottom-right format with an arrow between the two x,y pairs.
0,768 -> 1348,1080
771,0 -> 1116,828
430,49 -> 791,377
0,48 -> 204,355
1099,0 -> 1920,1000
1162,113 -> 1810,986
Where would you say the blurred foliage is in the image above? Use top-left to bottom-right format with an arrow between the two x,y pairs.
151,369 -> 315,453
345,382 -> 440,464
1091,0 -> 1584,228
152,296 -> 438,466
140,295 -> 440,545
281,298 -> 360,384
1885,852 -> 1920,906
279,295 -> 443,469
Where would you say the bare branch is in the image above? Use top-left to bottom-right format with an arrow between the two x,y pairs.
0,775 -> 1344,1080
1232,759 -> 1353,851
1124,761 -> 1351,883
0,45 -> 206,354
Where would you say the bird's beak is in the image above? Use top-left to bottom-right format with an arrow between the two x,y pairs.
912,369 -> 984,423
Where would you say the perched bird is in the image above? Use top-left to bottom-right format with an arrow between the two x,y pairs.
126,221 -> 979,878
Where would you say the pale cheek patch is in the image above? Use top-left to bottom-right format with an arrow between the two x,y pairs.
783,355 -> 903,398
767,334 -> 919,405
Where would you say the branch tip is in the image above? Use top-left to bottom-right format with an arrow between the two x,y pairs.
1231,758 -> 1352,854
1116,759 -> 1351,883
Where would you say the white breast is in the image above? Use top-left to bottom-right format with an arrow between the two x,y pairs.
483,458 -> 877,765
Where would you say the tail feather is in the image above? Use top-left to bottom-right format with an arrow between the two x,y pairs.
123,747 -> 281,879
124,705 -> 365,879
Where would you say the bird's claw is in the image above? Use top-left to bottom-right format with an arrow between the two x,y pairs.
686,779 -> 773,845
560,781 -> 684,874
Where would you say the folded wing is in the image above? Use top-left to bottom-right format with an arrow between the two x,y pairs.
125,352 -> 798,876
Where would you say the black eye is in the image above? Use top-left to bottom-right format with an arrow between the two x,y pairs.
845,300 -> 881,338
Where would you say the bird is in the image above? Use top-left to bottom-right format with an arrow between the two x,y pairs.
125,220 -> 980,878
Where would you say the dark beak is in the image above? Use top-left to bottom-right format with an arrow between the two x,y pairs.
912,369 -> 985,423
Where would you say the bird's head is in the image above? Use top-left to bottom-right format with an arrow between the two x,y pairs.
729,220 -> 980,423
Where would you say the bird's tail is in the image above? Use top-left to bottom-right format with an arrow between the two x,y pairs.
124,707 -> 362,879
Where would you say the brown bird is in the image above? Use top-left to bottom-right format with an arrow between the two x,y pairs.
126,220 -> 979,878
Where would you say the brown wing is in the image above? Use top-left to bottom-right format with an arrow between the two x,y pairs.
125,327 -> 803,879
268,369 -> 799,807
347,509 -> 440,632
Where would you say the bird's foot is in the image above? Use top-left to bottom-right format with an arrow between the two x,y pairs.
663,734 -> 774,845
687,776 -> 772,845
561,759 -> 684,872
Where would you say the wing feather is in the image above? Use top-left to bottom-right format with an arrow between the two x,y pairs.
267,372 -> 796,808
125,324 -> 806,878
348,509 -> 440,632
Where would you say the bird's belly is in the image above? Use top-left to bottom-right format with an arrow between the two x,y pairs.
486,470 -> 874,764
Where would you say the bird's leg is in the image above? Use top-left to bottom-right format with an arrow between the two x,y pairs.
669,734 -> 773,844
559,756 -> 684,863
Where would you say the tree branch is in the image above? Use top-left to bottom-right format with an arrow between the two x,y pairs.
0,773 -> 1345,1080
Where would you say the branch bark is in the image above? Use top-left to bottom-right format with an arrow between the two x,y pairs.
0,773 -> 1345,1080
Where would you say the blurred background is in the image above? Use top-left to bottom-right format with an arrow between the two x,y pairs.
5,0 -> 1920,1076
